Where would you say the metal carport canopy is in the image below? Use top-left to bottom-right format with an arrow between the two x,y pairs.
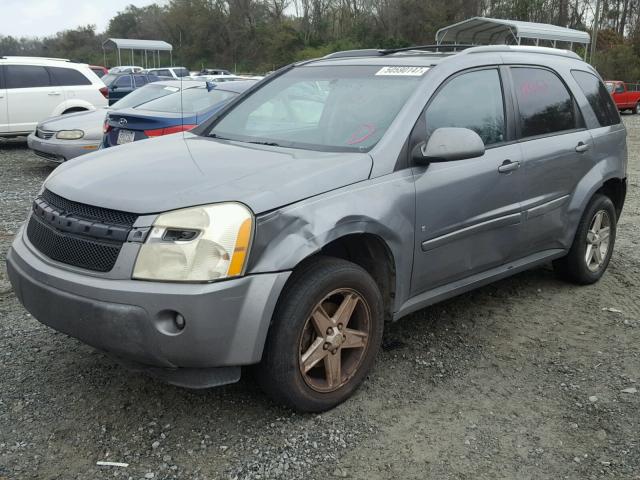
435,17 -> 590,46
102,38 -> 173,51
102,38 -> 173,68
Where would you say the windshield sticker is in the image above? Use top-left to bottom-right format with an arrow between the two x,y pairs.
375,66 -> 429,76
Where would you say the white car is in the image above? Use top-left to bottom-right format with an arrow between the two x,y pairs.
190,74 -> 261,83
0,56 -> 108,137
145,67 -> 191,79
108,66 -> 144,74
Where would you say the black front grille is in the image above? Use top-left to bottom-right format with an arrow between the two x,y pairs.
26,190 -> 139,272
41,189 -> 137,227
27,215 -> 122,272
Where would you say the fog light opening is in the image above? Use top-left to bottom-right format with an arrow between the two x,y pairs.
155,310 -> 187,336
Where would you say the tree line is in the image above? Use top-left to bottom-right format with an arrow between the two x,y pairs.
2,0 -> 640,80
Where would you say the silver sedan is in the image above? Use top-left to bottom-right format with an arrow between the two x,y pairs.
27,81 -> 190,163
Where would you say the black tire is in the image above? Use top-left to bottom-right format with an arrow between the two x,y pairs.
256,256 -> 384,412
553,194 -> 617,285
634,103 -> 640,115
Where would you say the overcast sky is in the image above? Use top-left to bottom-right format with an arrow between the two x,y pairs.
0,0 -> 161,38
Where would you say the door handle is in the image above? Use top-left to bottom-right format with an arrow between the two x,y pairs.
48,91 -> 61,96
575,142 -> 590,153
498,159 -> 521,174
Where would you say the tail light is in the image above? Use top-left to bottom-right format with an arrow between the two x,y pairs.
144,124 -> 197,138
103,120 -> 112,134
99,86 -> 108,99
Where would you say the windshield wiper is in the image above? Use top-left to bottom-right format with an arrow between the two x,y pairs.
210,133 -> 231,140
248,140 -> 280,147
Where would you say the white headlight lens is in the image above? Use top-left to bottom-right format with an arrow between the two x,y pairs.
133,203 -> 253,282
56,130 -> 84,140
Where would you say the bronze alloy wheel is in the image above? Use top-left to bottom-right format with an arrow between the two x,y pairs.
298,288 -> 371,393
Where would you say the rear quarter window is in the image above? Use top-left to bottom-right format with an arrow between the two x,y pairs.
511,67 -> 582,138
571,70 -> 620,127
5,64 -> 51,89
48,66 -> 92,86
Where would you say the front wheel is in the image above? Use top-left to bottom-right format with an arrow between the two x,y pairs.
256,257 -> 384,412
634,103 -> 640,114
553,194 -> 616,284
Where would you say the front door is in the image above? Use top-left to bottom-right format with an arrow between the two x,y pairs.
0,67 -> 7,134
411,68 -> 524,295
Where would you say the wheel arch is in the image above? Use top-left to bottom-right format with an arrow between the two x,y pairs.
51,99 -> 96,117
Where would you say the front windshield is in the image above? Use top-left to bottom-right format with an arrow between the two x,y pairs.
174,68 -> 190,78
102,74 -> 117,86
209,65 -> 427,151
111,84 -> 180,109
136,87 -> 237,114
605,82 -> 615,93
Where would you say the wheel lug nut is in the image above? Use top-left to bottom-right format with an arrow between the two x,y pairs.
326,327 -> 333,335
338,324 -> 343,331
323,342 -> 330,350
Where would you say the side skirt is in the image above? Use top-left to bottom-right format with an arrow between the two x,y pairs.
394,249 -> 566,321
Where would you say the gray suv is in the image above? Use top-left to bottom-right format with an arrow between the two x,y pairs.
6,45 -> 627,412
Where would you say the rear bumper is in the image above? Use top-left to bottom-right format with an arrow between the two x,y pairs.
27,133 -> 100,162
7,234 -> 289,386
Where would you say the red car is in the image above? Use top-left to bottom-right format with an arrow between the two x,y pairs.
90,65 -> 108,78
605,80 -> 640,113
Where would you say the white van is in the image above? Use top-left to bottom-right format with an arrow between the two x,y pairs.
0,57 -> 108,137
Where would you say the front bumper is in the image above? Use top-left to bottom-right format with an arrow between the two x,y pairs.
27,133 -> 100,162
7,234 -> 290,387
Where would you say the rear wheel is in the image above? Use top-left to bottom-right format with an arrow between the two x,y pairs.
256,257 -> 383,412
634,103 -> 640,114
554,194 -> 616,284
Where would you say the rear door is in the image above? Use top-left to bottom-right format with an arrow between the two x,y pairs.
509,66 -> 594,255
109,75 -> 133,105
6,64 -> 62,133
48,65 -> 92,102
411,67 -> 525,294
0,66 -> 8,134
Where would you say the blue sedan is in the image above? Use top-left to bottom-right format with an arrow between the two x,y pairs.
102,80 -> 256,148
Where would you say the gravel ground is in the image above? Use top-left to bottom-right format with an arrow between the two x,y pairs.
0,117 -> 639,480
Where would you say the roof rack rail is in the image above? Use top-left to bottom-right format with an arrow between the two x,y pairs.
323,44 -> 475,59
460,45 -> 581,59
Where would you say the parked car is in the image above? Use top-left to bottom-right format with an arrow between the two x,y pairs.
90,65 -> 108,78
7,46 -> 627,412
108,66 -> 144,74
190,74 -> 256,83
197,68 -> 232,76
103,80 -> 256,147
605,80 -> 640,113
0,56 -> 107,137
145,67 -> 190,79
26,81 -> 188,163
102,72 -> 160,105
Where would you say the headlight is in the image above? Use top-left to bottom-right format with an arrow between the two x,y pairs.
133,203 -> 253,282
56,130 -> 84,140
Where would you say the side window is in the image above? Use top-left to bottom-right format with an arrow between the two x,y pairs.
615,83 -> 625,93
114,76 -> 132,88
571,70 -> 621,127
48,67 -> 91,86
133,75 -> 147,87
5,65 -> 51,89
157,69 -> 171,77
511,67 -> 580,138
425,69 -> 505,146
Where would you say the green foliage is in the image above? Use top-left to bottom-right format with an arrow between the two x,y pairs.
1,0 -> 639,78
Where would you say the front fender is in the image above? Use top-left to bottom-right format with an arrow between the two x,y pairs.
247,170 -> 416,313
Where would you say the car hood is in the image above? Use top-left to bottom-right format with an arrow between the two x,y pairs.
45,133 -> 373,215
39,109 -> 108,141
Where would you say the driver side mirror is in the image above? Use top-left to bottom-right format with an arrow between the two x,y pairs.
413,127 -> 485,165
